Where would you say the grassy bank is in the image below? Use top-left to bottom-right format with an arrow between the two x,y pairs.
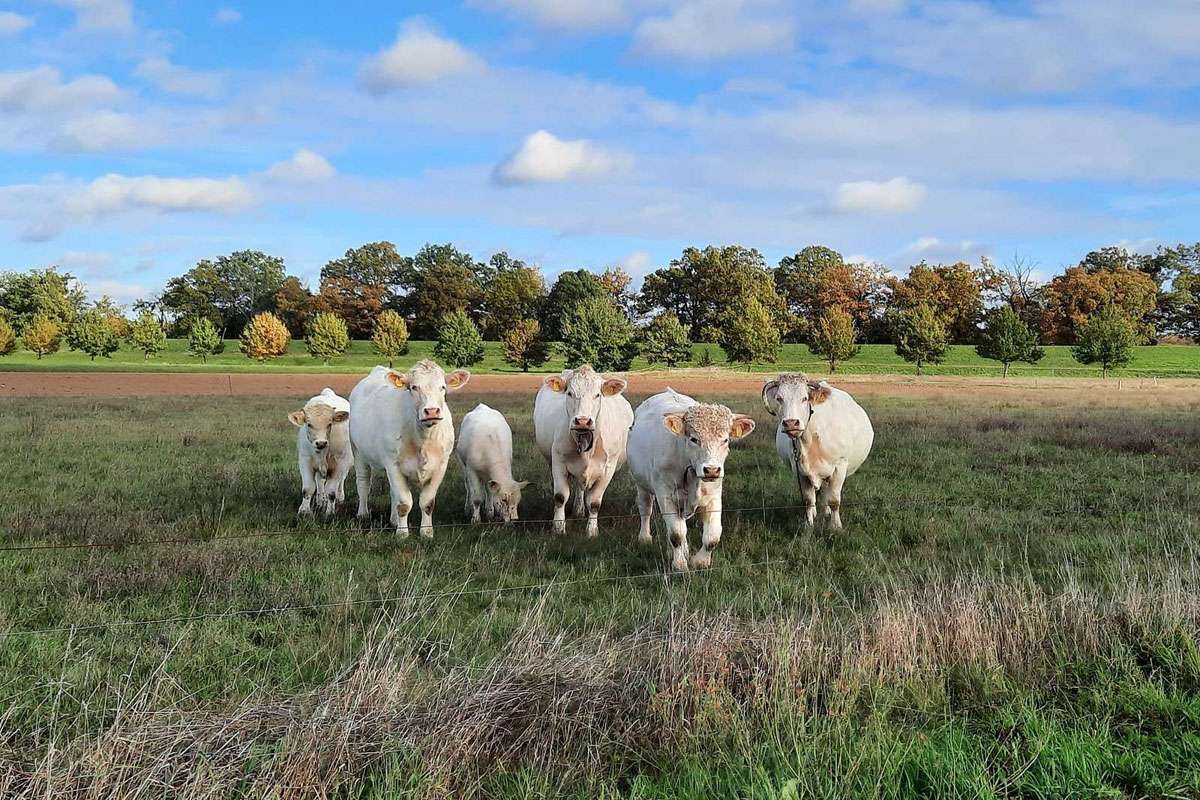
1,339 -> 1198,377
1,388 -> 1199,796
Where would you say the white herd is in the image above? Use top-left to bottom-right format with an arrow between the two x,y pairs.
288,359 -> 874,571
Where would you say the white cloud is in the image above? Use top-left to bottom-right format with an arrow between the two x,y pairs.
49,0 -> 133,33
358,19 -> 483,94
67,174 -> 255,217
265,149 -> 336,181
476,0 -> 625,30
213,7 -> 241,24
618,250 -> 653,279
0,11 -> 33,35
134,57 -> 223,98
86,278 -> 152,305
0,67 -> 120,112
493,130 -> 630,185
633,0 -> 794,60
832,177 -> 926,213
59,250 -> 115,270
899,236 -> 988,264
50,110 -> 163,152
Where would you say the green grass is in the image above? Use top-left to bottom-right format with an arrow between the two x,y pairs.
2,338 -> 1199,377
2,388 -> 1200,796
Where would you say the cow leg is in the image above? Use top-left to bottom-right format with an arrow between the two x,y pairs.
801,476 -> 818,527
825,465 -> 847,530
298,459 -> 316,516
691,492 -> 722,570
417,464 -> 447,539
636,486 -> 655,545
584,471 -> 615,539
384,464 -> 413,538
464,468 -> 484,524
551,461 -> 570,534
354,451 -> 373,522
658,495 -> 690,572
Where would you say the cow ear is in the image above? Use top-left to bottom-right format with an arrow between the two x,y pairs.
808,382 -> 832,405
386,371 -> 408,389
288,410 -> 306,427
544,375 -> 567,393
332,410 -> 349,423
601,377 -> 627,397
729,414 -> 756,440
663,413 -> 686,436
487,479 -> 501,492
761,380 -> 781,415
447,369 -> 470,390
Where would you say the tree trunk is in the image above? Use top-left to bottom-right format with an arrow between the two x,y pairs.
1003,362 -> 1009,378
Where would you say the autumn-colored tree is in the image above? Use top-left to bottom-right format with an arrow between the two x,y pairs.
434,309 -> 485,368
21,314 -> 61,359
719,294 -> 781,368
239,312 -> 291,361
273,276 -> 313,337
1041,266 -> 1157,344
128,311 -> 167,359
314,275 -> 386,339
640,312 -> 692,368
1071,306 -> 1137,377
978,254 -> 1045,331
561,296 -> 638,371
187,317 -> 221,363
975,306 -> 1044,377
0,317 -> 15,356
306,312 -> 350,365
371,310 -> 410,367
502,319 -> 552,371
891,304 -> 948,375
887,261 -> 984,344
807,307 -> 860,373
775,246 -> 887,340
90,296 -> 130,340
599,265 -> 636,317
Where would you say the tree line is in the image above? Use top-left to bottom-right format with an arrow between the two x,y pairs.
1,241 -> 1197,375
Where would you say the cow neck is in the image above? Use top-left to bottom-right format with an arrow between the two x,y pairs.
788,404 -> 819,484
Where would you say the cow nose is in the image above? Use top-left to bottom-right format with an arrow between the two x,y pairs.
423,407 -> 441,419
782,418 -> 801,428
702,465 -> 722,479
572,416 -> 594,429
315,440 -> 328,450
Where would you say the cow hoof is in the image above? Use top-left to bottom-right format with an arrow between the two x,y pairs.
690,553 -> 713,570
419,529 -> 434,540
553,521 -> 566,535
395,528 -> 410,540
637,532 -> 652,546
671,558 -> 689,573
585,524 -> 599,539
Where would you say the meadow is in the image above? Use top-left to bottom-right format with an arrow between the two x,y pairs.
2,382 -> 1200,797
2,338 -> 1199,378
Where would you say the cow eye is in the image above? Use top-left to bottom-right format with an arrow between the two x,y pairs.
594,393 -> 601,399
723,438 -> 730,445
689,436 -> 699,445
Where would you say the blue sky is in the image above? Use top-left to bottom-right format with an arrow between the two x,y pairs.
2,0 -> 1199,304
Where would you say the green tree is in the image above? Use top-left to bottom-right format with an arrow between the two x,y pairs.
70,309 -> 121,361
807,307 -> 861,373
1071,305 -> 1137,377
561,296 -> 638,371
891,304 -> 948,375
161,251 -> 287,337
239,312 -> 291,362
640,312 -> 692,368
0,317 -> 15,356
21,314 -> 61,359
718,294 -> 781,368
306,312 -> 350,365
187,317 -> 221,363
371,309 -> 410,368
540,269 -> 610,341
405,244 -> 489,337
434,309 -> 485,368
975,306 -> 1044,377
0,267 -> 86,332
502,319 -> 552,372
485,259 -> 545,339
318,242 -> 410,337
128,311 -> 167,360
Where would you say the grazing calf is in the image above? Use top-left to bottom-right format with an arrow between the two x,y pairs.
628,389 -> 756,571
533,365 -> 633,537
349,360 -> 470,538
761,373 -> 873,529
289,387 -> 352,515
456,403 -> 529,523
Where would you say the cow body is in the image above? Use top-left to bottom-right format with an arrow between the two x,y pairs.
533,365 -> 633,537
762,374 -> 873,528
455,403 -> 528,523
289,387 -> 352,515
349,361 -> 470,537
628,389 -> 756,571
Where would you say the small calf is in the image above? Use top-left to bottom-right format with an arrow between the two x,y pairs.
289,387 -> 352,515
456,403 -> 529,523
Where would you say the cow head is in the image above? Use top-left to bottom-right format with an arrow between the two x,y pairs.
288,403 -> 349,451
761,373 -> 832,439
543,365 -> 626,453
663,404 -> 756,482
386,359 -> 470,427
487,478 -> 531,523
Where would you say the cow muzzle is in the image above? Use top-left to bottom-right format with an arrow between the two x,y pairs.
314,440 -> 328,450
421,408 -> 443,427
781,419 -> 805,439
701,465 -> 723,482
571,428 -> 595,453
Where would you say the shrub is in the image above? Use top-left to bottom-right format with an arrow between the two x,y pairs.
560,296 -> 638,371
434,309 -> 485,368
371,310 -> 410,368
128,311 -> 167,360
239,312 -> 291,362
70,309 -> 121,361
187,317 -> 221,363
306,312 -> 350,365
0,317 -> 15,356
1072,305 -> 1137,378
892,304 -> 948,375
22,314 -> 62,359
807,307 -> 860,373
719,295 -> 781,368
975,306 -> 1044,377
640,313 -> 692,368
503,319 -> 552,372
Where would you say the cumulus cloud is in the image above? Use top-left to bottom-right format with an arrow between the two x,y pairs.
50,110 -> 163,152
134,57 -> 223,98
0,11 -> 33,35
0,67 -> 120,112
832,177 -> 926,213
493,130 -> 630,185
358,19 -> 483,94
67,174 -> 255,217
633,0 -> 794,60
265,149 -> 336,181
213,7 -> 241,24
475,0 -> 625,30
49,0 -> 133,33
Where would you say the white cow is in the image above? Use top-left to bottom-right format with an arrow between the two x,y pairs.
628,389 -> 756,572
455,403 -> 529,523
349,360 -> 470,537
533,365 -> 633,537
761,373 -> 873,529
288,387 -> 352,516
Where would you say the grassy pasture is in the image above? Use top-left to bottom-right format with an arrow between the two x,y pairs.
2,338 -> 1199,377
2,384 -> 1200,797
